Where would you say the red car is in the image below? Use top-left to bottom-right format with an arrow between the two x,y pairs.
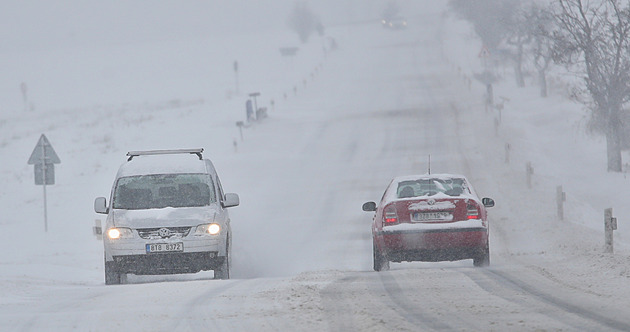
362,174 -> 494,271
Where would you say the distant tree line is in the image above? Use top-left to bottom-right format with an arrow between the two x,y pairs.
449,0 -> 630,172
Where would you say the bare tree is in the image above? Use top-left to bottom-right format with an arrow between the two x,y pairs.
552,0 -> 630,172
448,0 -> 519,49
449,0 -> 523,93
528,3 -> 556,97
287,2 -> 322,43
505,5 -> 531,88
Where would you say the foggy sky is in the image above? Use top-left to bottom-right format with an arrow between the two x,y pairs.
0,1 -> 391,52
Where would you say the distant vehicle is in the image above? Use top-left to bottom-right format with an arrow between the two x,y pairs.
362,174 -> 494,271
94,149 -> 239,284
381,16 -> 407,29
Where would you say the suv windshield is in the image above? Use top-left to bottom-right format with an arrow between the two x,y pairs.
113,173 -> 215,209
397,178 -> 469,198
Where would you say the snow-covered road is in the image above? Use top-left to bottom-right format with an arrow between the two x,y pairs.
3,2 -> 630,331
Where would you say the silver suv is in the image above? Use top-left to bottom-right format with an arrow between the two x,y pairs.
94,149 -> 239,284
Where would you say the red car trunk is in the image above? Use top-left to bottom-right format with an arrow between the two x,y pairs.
383,197 -> 484,226
377,197 -> 488,263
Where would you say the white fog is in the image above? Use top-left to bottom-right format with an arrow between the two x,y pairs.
2,0 -> 630,330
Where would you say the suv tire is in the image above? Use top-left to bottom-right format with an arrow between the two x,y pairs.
214,238 -> 230,280
105,259 -> 122,285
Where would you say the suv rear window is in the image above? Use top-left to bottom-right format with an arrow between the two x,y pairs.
112,173 -> 216,209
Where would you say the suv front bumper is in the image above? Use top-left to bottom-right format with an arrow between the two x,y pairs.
112,251 -> 224,274
105,235 -> 226,274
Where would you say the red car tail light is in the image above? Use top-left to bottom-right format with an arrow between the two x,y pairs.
384,205 -> 398,224
467,203 -> 480,219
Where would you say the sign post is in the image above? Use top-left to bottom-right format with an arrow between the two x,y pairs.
27,134 -> 60,232
249,92 -> 261,115
236,121 -> 244,141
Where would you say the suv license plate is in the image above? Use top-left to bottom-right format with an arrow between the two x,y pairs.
146,242 -> 184,253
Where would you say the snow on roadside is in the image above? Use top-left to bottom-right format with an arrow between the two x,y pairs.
440,7 -> 630,300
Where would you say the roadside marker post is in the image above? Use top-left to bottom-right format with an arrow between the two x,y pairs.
604,208 -> 617,253
526,162 -> 534,189
93,219 -> 103,241
20,82 -> 28,112
27,134 -> 60,232
557,185 -> 566,221
504,143 -> 511,164
233,60 -> 239,95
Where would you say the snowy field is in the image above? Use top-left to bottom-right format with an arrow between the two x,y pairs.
2,1 -> 630,331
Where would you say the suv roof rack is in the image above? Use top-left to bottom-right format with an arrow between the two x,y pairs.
126,148 -> 204,161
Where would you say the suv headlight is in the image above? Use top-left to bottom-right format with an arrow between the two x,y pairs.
107,227 -> 133,239
195,223 -> 221,235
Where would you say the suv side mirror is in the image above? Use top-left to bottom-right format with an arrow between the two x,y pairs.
223,193 -> 240,208
94,197 -> 109,214
482,197 -> 495,208
362,201 -> 377,212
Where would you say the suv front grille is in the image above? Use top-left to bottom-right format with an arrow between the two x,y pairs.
137,227 -> 192,239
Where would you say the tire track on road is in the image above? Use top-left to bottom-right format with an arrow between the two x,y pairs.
170,279 -> 248,331
321,271 -> 461,331
322,270 -> 484,331
377,272 -> 454,331
320,275 -> 361,331
463,268 -> 630,331
320,272 -> 453,331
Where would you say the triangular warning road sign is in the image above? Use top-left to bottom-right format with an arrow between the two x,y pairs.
27,134 -> 60,165
479,46 -> 491,58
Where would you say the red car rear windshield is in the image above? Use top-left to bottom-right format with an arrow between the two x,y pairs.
397,178 -> 469,198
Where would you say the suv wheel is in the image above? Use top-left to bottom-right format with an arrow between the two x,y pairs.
104,259 -> 122,285
214,238 -> 230,280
